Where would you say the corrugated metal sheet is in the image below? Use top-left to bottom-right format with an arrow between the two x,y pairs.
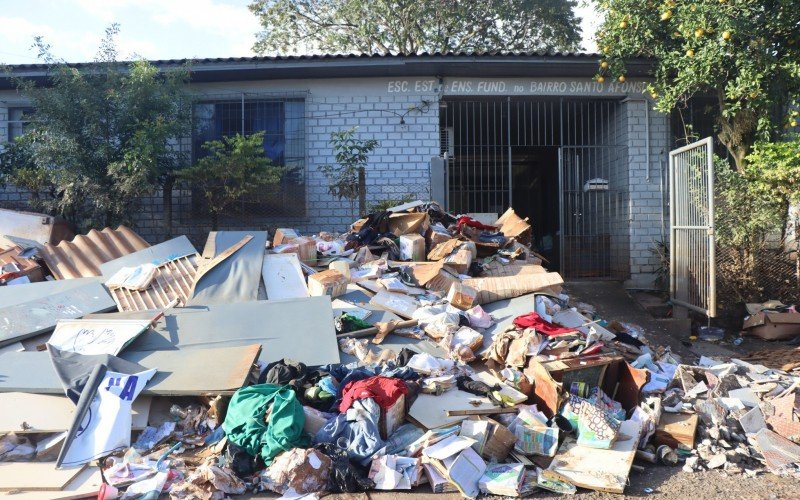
110,254 -> 198,312
41,226 -> 150,279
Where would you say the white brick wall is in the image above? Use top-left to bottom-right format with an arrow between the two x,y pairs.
0,76 -> 671,284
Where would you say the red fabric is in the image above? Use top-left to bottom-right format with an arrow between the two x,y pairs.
339,376 -> 409,413
512,312 -> 577,336
456,216 -> 497,231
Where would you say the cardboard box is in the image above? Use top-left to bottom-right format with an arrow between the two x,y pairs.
399,234 -> 425,261
654,412 -> 698,449
290,236 -> 317,265
273,228 -> 300,246
743,312 -> 800,340
443,246 -> 473,274
494,208 -> 532,246
524,355 -> 648,418
447,282 -> 478,310
379,394 -> 405,439
308,269 -> 348,298
388,213 -> 429,236
429,230 -> 453,246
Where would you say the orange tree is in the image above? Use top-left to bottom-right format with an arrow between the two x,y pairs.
595,0 -> 800,171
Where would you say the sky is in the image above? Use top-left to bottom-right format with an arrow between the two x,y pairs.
0,0 -> 600,65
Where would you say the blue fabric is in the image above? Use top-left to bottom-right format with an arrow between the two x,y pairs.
314,398 -> 385,465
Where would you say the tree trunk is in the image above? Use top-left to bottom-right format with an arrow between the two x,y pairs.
162,175 -> 175,239
716,92 -> 760,172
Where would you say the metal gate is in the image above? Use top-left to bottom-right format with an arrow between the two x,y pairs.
669,137 -> 716,317
440,98 -> 629,279
559,145 -> 629,279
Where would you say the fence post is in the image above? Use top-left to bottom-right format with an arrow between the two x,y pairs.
358,166 -> 366,216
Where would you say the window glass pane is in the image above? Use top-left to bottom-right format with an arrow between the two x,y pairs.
191,97 -> 306,217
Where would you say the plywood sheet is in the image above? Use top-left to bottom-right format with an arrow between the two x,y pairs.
544,419 -> 642,494
0,277 -> 103,309
0,344 -> 260,396
0,466 -> 102,499
99,235 -> 196,277
0,393 -> 150,433
408,389 -> 497,430
0,280 -> 116,347
122,297 -> 340,367
262,253 -> 308,300
0,463 -> 86,491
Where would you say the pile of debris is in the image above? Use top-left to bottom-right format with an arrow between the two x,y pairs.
0,202 -> 798,498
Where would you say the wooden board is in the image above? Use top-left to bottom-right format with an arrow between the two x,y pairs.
408,389 -> 498,430
0,466 -> 102,499
654,412 -> 698,449
0,463 -> 86,491
0,393 -> 150,433
0,344 -> 260,396
262,253 -> 308,300
543,419 -> 642,494
0,281 -> 116,347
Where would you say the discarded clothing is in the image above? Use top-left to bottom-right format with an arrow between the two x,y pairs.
223,384 -> 309,465
315,398 -> 385,464
512,312 -> 576,336
339,375 -> 409,413
257,358 -> 307,389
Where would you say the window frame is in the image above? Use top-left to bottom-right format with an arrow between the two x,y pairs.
6,106 -> 34,143
190,91 -> 309,219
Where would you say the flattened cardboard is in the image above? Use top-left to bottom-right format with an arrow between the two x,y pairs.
370,289 -> 420,319
388,213 -> 429,236
462,272 -> 564,305
494,208 -> 532,245
408,389 -> 497,429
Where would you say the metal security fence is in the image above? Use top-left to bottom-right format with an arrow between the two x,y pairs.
439,97 -> 629,279
669,137 -> 716,317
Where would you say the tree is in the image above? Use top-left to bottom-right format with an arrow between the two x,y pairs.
319,127 -> 378,217
595,0 -> 800,171
178,132 -> 285,230
1,25 -> 192,233
249,0 -> 582,55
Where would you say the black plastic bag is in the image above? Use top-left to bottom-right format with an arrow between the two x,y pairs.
315,443 -> 374,493
226,442 -> 264,478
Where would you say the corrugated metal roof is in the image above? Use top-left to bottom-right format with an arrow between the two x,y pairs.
41,226 -> 150,279
4,51 -> 603,71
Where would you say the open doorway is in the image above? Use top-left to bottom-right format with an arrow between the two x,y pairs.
511,146 -> 560,268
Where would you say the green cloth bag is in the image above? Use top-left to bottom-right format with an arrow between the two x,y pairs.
223,383 -> 310,464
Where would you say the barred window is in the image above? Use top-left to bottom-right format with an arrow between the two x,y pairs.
7,107 -> 34,142
192,95 -> 306,218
